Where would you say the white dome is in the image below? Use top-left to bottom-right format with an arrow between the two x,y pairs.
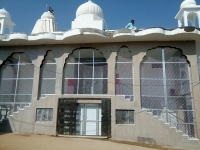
0,8 -> 10,18
76,0 -> 103,18
181,0 -> 196,8
41,11 -> 55,20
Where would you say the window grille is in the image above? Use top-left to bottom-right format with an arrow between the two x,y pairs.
115,47 -> 134,101
63,49 -> 108,94
36,108 -> 53,121
141,48 -> 196,137
116,110 -> 134,124
39,51 -> 56,97
0,53 -> 34,114
152,63 -> 162,68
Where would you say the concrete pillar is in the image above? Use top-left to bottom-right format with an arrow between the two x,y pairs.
31,56 -> 44,101
133,52 -> 146,108
191,39 -> 200,138
184,11 -> 189,26
54,57 -> 65,95
178,19 -> 182,27
107,52 -> 117,95
0,19 -> 4,34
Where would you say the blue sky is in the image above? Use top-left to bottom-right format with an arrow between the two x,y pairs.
1,0 -> 200,33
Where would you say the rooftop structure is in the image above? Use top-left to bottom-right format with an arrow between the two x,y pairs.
175,0 -> 200,27
0,8 -> 15,34
72,0 -> 104,30
32,11 -> 57,34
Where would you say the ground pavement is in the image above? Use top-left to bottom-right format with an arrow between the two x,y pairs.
0,133 -> 190,150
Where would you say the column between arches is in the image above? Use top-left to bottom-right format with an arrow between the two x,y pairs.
133,51 -> 146,108
107,52 -> 116,95
187,53 -> 200,138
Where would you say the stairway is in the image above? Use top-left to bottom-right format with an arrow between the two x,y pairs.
142,111 -> 200,149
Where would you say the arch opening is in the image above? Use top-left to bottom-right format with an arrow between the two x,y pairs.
38,51 -> 56,98
140,47 -> 196,137
115,46 -> 134,101
0,53 -> 34,117
63,48 -> 108,95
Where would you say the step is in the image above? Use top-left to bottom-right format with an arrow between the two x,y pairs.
187,138 -> 200,149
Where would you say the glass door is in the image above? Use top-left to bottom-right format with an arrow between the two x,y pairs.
76,104 -> 101,136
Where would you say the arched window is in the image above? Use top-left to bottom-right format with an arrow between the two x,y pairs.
0,53 -> 34,115
115,47 -> 133,101
63,48 -> 107,94
39,51 -> 56,97
140,47 -> 195,137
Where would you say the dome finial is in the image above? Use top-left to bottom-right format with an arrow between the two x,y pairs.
76,0 -> 103,18
180,0 -> 197,8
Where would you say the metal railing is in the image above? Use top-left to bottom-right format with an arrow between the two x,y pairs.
146,108 -> 196,137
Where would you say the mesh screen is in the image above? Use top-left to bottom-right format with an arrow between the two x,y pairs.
94,64 -> 107,78
17,79 -> 33,94
1,65 -> 17,78
0,95 -> 14,102
63,49 -> 108,95
40,79 -> 56,94
0,53 -> 34,115
15,95 -> 32,103
78,79 -> 93,94
63,79 -> 78,94
141,48 -> 196,137
116,63 -> 133,78
39,51 -> 56,97
64,64 -> 77,78
79,64 -> 93,78
140,63 -> 163,79
19,65 -> 34,78
93,79 -> 107,94
116,48 -> 133,101
0,79 -> 16,94
41,64 -> 56,78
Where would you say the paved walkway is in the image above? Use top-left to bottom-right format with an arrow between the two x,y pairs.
0,133 -> 181,150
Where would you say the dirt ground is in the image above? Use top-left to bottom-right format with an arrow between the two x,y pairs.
0,133 -> 186,150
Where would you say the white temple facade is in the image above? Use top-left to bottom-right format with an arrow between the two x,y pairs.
1,0 -> 200,149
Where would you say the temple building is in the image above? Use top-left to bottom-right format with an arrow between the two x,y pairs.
0,0 -> 200,149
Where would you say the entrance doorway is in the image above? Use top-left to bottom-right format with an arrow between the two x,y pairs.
57,98 -> 111,137
76,104 -> 101,136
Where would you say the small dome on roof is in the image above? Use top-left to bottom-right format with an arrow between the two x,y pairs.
41,11 -> 55,20
76,0 -> 103,18
0,8 -> 10,18
181,0 -> 196,8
